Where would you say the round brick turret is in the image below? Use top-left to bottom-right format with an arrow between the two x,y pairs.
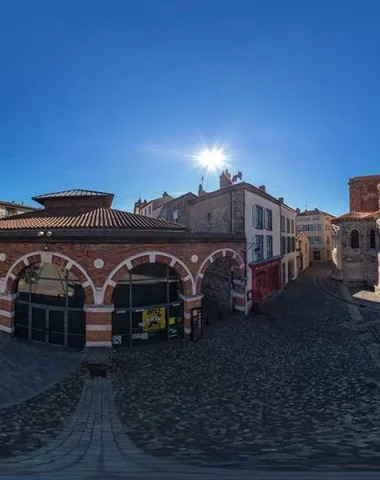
349,175 -> 380,212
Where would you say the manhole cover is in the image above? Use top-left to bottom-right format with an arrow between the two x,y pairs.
87,364 -> 108,378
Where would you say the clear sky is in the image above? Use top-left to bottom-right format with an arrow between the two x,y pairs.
1,0 -> 380,216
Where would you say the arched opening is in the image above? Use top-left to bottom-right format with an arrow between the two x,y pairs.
112,263 -> 184,347
370,229 -> 376,249
350,229 -> 360,249
199,251 -> 244,325
14,263 -> 86,348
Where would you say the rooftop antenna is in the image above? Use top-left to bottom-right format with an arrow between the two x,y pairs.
304,202 -> 308,211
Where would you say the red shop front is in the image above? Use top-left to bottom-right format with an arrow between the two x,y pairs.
250,256 -> 282,302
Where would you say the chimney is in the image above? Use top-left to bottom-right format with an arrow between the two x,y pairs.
163,191 -> 169,197
278,197 -> 284,204
258,185 -> 266,193
198,184 -> 206,197
219,169 -> 232,189
296,208 -> 301,215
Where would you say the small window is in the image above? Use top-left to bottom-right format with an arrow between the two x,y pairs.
207,212 -> 212,221
370,229 -> 376,249
281,216 -> 285,232
256,205 -> 264,229
265,209 -> 273,230
148,205 -> 152,215
172,209 -> 179,222
350,229 -> 359,249
291,219 -> 295,234
286,217 -> 290,233
266,235 -> 273,258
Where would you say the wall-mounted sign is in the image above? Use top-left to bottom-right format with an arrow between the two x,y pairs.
191,307 -> 202,341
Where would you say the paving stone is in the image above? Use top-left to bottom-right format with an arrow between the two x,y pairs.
112,264 -> 380,468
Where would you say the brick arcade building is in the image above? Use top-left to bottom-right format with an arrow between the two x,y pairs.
0,190 -> 245,349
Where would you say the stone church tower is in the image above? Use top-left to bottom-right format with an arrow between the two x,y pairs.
332,175 -> 380,291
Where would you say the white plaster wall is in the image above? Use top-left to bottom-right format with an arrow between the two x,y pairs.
244,190 -> 281,313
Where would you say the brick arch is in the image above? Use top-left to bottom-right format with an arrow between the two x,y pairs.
102,251 -> 195,304
195,248 -> 245,295
3,251 -> 95,303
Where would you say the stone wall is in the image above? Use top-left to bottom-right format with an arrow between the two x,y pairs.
349,175 -> 380,212
201,258 -> 232,307
334,221 -> 378,287
188,186 -> 245,235
157,193 -> 196,225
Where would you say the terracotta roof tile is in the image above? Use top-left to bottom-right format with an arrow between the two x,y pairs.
0,207 -> 188,231
333,211 -> 379,222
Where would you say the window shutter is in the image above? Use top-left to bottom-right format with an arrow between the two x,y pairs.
252,205 -> 256,228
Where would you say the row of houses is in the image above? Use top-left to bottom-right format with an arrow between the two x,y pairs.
134,169 -> 335,314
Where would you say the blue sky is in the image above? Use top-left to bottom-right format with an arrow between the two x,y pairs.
1,0 -> 380,216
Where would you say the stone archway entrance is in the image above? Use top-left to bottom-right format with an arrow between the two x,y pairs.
111,263 -> 184,347
14,263 -> 86,348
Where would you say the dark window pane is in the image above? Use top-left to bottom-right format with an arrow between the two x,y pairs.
68,310 -> 85,335
169,281 -> 180,302
113,283 -> 131,308
132,282 -> 167,307
15,302 -> 29,327
15,325 -> 28,339
31,307 -> 46,342
49,310 -> 64,333
67,283 -> 85,308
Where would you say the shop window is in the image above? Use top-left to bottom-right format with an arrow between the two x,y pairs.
350,229 -> 359,249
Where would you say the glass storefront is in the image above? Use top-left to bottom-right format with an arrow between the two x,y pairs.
112,263 -> 184,347
14,263 -> 86,348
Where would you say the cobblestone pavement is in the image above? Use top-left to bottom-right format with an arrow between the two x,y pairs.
1,377 -> 380,480
0,369 -> 84,458
0,338 -> 82,407
2,263 -> 380,478
113,263 -> 380,470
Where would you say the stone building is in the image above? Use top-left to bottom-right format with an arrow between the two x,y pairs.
296,208 -> 335,262
0,189 -> 245,350
332,175 -> 380,289
0,199 -> 37,218
133,192 -> 173,218
153,170 -> 297,313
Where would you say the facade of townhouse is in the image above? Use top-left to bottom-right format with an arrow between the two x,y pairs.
153,170 -> 297,314
280,201 -> 298,286
296,209 -> 336,262
133,192 -> 173,218
296,231 -> 310,274
0,200 -> 37,218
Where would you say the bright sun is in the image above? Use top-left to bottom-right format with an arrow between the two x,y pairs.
196,147 -> 226,171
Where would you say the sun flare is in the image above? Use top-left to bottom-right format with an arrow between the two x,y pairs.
195,147 -> 226,171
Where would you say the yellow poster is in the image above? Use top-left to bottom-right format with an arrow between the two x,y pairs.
142,307 -> 166,332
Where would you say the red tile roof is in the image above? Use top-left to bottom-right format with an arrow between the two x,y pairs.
333,211 -> 379,222
0,207 -> 187,231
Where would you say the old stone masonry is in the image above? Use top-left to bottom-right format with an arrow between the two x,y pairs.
2,264 -> 380,479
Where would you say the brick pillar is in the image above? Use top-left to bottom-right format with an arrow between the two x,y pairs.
0,294 -> 15,337
84,305 -> 114,348
181,294 -> 203,340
